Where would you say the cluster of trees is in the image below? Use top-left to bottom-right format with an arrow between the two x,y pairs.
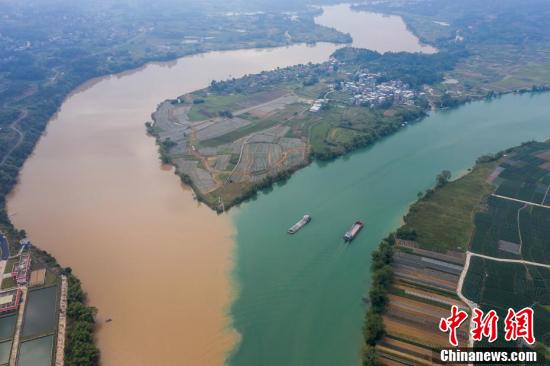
64,269 -> 100,366
158,138 -> 177,165
218,110 -> 233,118
416,169 -> 452,200
362,235 -> 395,365
303,75 -> 320,86
439,93 -> 463,108
395,227 -> 417,241
217,168 -> 298,212
332,46 -> 468,88
436,170 -> 452,188
207,62 -> 334,95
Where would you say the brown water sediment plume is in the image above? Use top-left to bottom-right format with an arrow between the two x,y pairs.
7,44 -> 339,365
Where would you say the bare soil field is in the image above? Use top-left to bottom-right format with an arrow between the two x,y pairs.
381,337 -> 433,359
151,90 -> 310,210
383,316 -> 453,348
393,283 -> 465,309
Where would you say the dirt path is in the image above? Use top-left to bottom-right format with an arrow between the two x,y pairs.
541,184 -> 550,205
517,204 -> 527,256
456,251 -> 478,349
0,109 -> 28,167
225,135 -> 253,185
9,287 -> 27,366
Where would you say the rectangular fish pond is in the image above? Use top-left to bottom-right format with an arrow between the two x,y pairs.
0,314 -> 16,340
17,335 -> 54,366
0,340 -> 12,365
15,286 -> 58,365
21,286 -> 58,338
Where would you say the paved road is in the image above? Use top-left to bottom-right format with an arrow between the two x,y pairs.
0,235 -> 10,260
469,251 -> 550,269
491,193 -> 550,209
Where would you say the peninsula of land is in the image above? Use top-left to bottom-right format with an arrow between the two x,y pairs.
150,47 -> 463,210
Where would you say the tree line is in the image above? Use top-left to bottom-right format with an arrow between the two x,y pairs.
65,269 -> 100,366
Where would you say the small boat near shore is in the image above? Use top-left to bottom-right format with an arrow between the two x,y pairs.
288,215 -> 311,234
344,221 -> 364,242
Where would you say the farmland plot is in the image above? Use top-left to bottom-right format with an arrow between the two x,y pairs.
463,257 -> 550,346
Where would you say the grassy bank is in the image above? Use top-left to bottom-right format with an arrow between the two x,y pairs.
402,161 -> 498,252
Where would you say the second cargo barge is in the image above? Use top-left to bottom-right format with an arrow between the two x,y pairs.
344,221 -> 364,241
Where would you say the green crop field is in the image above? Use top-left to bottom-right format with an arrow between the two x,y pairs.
402,161 -> 498,252
471,142 -> 550,262
463,257 -> 550,346
469,197 -> 522,259
520,206 -> 550,264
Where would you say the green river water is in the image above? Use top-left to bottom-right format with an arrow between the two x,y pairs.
229,93 -> 550,365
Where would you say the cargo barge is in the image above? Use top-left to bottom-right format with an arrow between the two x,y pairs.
288,215 -> 311,234
344,221 -> 364,241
